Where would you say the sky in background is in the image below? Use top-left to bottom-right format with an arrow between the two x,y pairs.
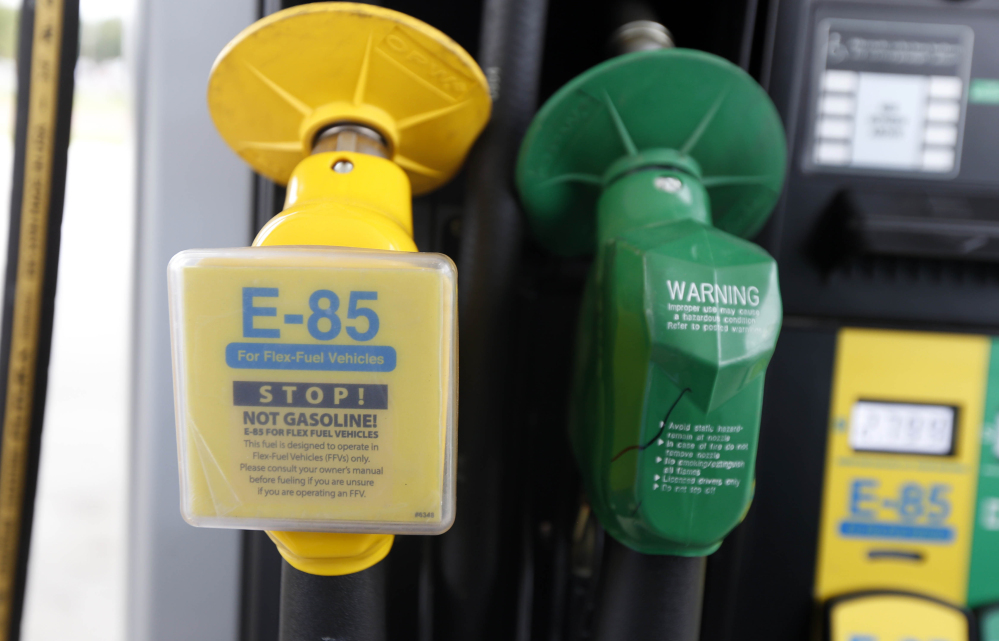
79,0 -> 133,20
0,0 -> 133,21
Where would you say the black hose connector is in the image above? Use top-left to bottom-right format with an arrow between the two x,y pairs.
278,559 -> 387,641
591,538 -> 706,641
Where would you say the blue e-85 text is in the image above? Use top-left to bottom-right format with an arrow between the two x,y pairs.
242,287 -> 380,342
840,477 -> 955,543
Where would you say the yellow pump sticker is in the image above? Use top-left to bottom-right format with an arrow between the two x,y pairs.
828,593 -> 969,641
815,329 -> 988,604
168,247 -> 457,534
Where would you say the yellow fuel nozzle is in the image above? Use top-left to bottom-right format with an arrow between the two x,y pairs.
168,2 -> 490,576
206,0 -> 491,254
252,122 -> 419,250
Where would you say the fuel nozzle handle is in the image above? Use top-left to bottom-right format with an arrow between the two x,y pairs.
516,48 -> 787,555
582,161 -> 782,555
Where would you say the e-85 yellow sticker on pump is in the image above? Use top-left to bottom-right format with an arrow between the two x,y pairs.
168,246 -> 457,535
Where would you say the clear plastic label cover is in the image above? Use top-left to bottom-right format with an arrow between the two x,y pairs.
168,246 -> 457,534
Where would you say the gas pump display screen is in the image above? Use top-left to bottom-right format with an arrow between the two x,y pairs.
807,19 -> 974,178
849,401 -> 956,456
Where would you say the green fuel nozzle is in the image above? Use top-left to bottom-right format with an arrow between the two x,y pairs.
516,49 -> 787,555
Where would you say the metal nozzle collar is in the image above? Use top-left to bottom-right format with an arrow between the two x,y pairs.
611,20 -> 675,54
313,124 -> 390,159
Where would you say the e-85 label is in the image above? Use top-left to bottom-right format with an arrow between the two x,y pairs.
169,247 -> 457,533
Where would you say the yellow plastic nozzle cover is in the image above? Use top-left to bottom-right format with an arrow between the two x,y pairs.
168,246 -> 457,535
207,2 -> 491,195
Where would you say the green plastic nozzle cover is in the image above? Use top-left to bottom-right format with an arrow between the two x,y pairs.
516,49 -> 786,555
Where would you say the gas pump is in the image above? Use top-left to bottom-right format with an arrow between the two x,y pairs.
515,31 -> 786,640
119,0 -> 999,639
695,0 -> 999,640
166,3 -> 489,638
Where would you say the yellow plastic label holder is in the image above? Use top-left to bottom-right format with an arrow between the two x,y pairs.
168,246 -> 457,535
